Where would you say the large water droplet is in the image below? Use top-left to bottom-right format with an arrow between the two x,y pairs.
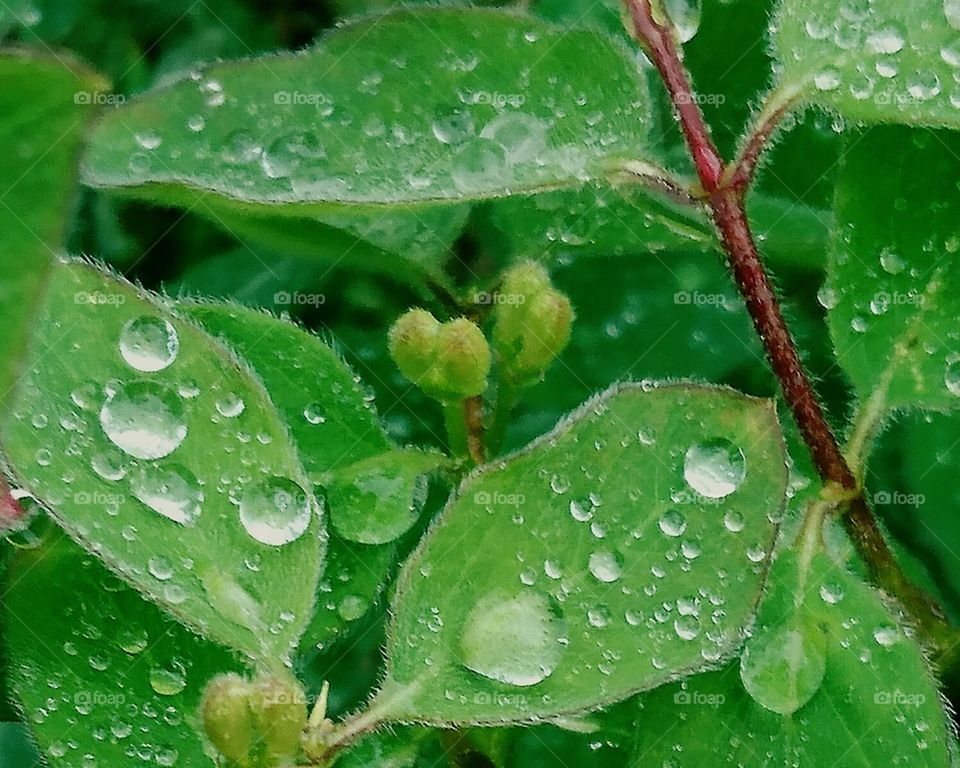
150,664 -> 187,696
479,114 -> 547,164
129,463 -> 203,526
261,130 -> 326,178
944,359 -> 960,396
740,621 -> 827,715
450,139 -> 508,192
946,0 -> 960,30
99,382 -> 187,460
118,316 -> 179,372
238,477 -> 312,546
588,550 -> 623,583
663,0 -> 702,43
460,591 -> 566,687
683,439 -> 746,499
658,508 -> 687,537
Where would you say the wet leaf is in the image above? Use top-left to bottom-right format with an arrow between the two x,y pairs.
773,0 -> 960,127
825,127 -> 960,415
1,261 -> 324,662
6,530 -> 242,768
374,383 -> 787,724
627,553 -> 952,766
0,52 -> 107,418
82,10 -> 651,207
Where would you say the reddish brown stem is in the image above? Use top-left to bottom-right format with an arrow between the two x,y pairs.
464,395 -> 486,465
623,0 -> 952,646
0,477 -> 24,531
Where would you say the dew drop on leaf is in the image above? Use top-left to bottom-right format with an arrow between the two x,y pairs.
450,139 -> 508,192
99,381 -> 187,460
460,591 -> 566,687
740,622 -> 827,715
944,359 -> 960,396
215,393 -> 245,418
238,476 -> 312,546
683,439 -> 746,499
658,508 -> 687,538
588,550 -> 623,583
129,463 -> 203,526
149,664 -> 187,696
118,316 -> 179,373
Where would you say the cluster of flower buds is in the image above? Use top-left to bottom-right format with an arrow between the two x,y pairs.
201,672 -> 307,767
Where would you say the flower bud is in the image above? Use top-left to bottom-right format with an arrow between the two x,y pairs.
389,310 -> 490,402
249,674 -> 308,764
201,673 -> 255,766
493,262 -> 574,385
388,308 -> 441,385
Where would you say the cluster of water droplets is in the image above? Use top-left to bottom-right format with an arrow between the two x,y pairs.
783,0 -> 960,113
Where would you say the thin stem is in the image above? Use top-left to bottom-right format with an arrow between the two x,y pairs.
623,0 -> 952,648
624,0 -> 724,193
463,395 -> 486,465
723,85 -> 803,192
615,159 -> 700,205
442,401 -> 469,460
488,379 -> 520,457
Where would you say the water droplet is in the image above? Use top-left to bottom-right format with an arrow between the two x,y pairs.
238,476 -> 312,546
100,381 -> 187,460
129,463 -> 203,526
684,439 -> 746,499
740,622 -> 827,715
945,359 -> 960,396
819,582 -> 844,604
303,403 -> 327,425
148,556 -> 174,581
222,130 -> 261,164
338,594 -> 367,622
134,130 -> 162,150
261,130 -> 326,178
663,0 -> 702,43
588,550 -> 623,583
814,68 -> 841,91
723,510 -> 745,533
450,139 -> 508,192
117,627 -> 149,655
946,0 -> 960,30
460,591 -> 566,687
874,624 -> 899,646
658,508 -> 687,538
215,393 -> 245,418
867,24 -> 905,54
187,115 -> 205,132
674,614 -> 701,640
479,114 -> 547,164
149,664 -> 187,696
817,285 -> 838,310
118,316 -> 179,372
431,111 -> 475,145
879,247 -> 906,275
908,71 -> 942,101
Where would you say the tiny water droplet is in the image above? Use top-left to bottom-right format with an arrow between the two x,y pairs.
588,550 -> 623,583
118,316 -> 179,372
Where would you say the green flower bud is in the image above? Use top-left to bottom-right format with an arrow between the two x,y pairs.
249,674 -> 308,764
388,308 -> 441,385
201,673 -> 255,766
389,310 -> 490,402
432,318 -> 491,400
493,262 -> 574,385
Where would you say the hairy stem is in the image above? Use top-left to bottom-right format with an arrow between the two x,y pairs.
623,0 -> 951,646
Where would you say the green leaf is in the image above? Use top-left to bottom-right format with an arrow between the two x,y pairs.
0,51 -> 107,418
0,723 -> 40,768
81,9 -> 650,207
772,0 -> 960,127
6,530 -> 242,768
183,301 -> 446,644
825,127 -> 960,416
626,553 -> 952,766
1,261 -> 324,662
372,383 -> 787,724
